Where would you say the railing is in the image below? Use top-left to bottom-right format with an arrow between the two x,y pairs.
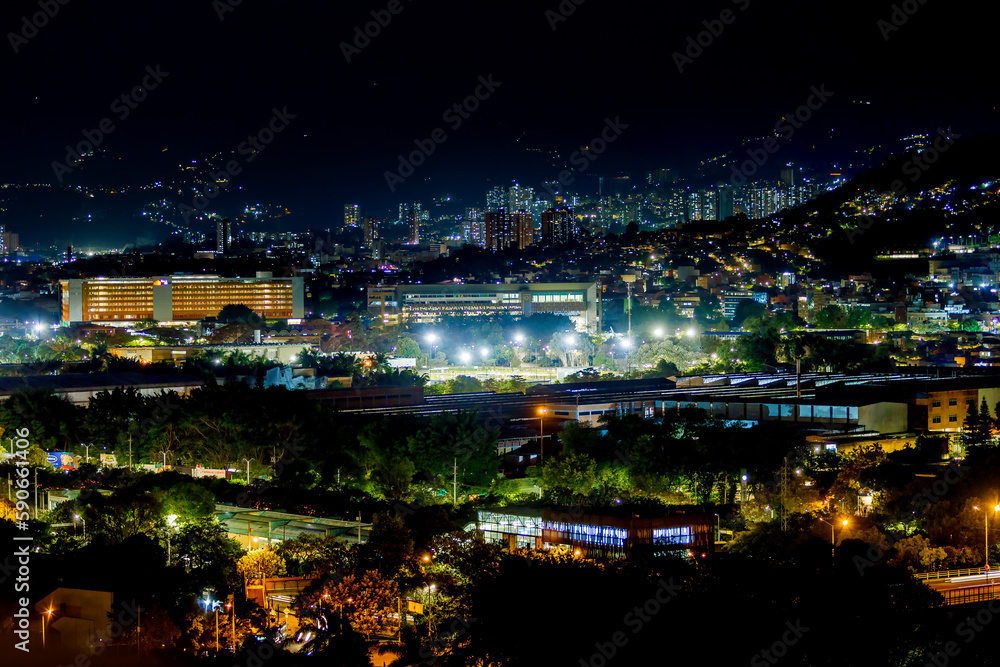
914,567 -> 988,581
942,584 -> 1000,606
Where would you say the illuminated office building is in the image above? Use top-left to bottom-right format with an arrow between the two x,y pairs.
344,204 -> 360,230
541,207 -> 576,244
60,274 -> 304,325
367,282 -> 600,332
485,209 -> 533,250
363,216 -> 379,248
216,218 -> 231,255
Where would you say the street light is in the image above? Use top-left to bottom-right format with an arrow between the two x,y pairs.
242,458 -> 251,485
33,467 -> 44,519
538,408 -> 548,466
42,607 -> 52,647
973,504 -> 1000,569
81,444 -> 90,464
166,514 -> 177,565
427,584 -> 436,637
74,513 -> 86,541
818,517 -> 848,562
226,603 -> 235,651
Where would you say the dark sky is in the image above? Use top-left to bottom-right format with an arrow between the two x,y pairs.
1,0 -> 998,243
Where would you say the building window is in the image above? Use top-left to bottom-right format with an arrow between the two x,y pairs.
932,416 -> 941,424
932,400 -> 941,407
967,398 -> 975,405
949,399 -> 958,406
949,415 -> 958,422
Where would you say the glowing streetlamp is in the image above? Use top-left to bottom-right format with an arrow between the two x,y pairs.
973,504 -> 1000,569
538,408 -> 548,465
654,328 -> 664,337
459,350 -> 471,365
818,517 -> 848,562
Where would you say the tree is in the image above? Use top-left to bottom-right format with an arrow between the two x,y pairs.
154,480 -> 216,523
963,399 -> 993,449
171,519 -> 245,600
217,304 -> 257,324
237,546 -> 287,583
394,336 -> 423,360
732,299 -> 766,326
83,487 -> 164,547
303,571 -> 399,640
541,450 -> 597,502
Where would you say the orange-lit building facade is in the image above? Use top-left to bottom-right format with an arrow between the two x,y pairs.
60,275 -> 304,325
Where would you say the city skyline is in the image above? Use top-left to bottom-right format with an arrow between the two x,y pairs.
1,0 -> 998,248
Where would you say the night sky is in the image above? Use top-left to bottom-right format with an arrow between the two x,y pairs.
1,0 -> 998,243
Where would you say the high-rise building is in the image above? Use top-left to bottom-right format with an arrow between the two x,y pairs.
60,274 -> 304,324
399,203 -> 421,244
717,187 -> 735,220
485,210 -> 533,250
541,208 -> 575,245
216,218 -> 231,255
486,186 -> 507,212
463,207 -> 486,246
509,183 -> 534,212
363,217 -> 379,249
344,204 -> 360,230
0,226 -> 14,255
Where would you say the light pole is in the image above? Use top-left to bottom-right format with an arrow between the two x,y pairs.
33,467 -> 43,519
226,602 -> 235,651
243,458 -> 251,485
973,505 -> 1000,569
42,607 -> 52,647
538,408 -> 547,466
818,517 -> 848,563
427,584 -> 435,638
166,514 -> 177,565
81,444 -> 90,464
74,513 -> 86,541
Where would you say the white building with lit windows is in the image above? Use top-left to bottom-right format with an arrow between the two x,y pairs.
367,282 -> 600,333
